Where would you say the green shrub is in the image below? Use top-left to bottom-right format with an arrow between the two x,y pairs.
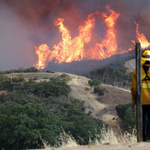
0,74 -> 9,82
28,78 -> 34,83
70,115 -> 108,145
43,77 -> 48,79
24,67 -> 39,73
0,103 -> 62,149
124,107 -> 136,129
12,77 -> 19,82
45,70 -> 51,73
94,87 -> 106,96
115,103 -> 136,129
85,87 -> 91,91
115,103 -> 131,121
16,73 -> 24,79
16,78 -> 71,98
59,73 -> 71,82
33,76 -> 38,80
88,79 -> 101,87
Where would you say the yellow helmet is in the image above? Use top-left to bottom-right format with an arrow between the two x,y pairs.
141,50 -> 150,66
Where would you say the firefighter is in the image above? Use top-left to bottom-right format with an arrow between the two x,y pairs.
131,49 -> 150,142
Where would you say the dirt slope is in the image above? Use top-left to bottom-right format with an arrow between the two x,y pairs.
67,75 -> 131,135
124,59 -> 135,73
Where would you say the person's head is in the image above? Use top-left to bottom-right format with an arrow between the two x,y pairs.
141,50 -> 150,66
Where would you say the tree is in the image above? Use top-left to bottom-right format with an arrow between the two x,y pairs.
90,70 -> 97,79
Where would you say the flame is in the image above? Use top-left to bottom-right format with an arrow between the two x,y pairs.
34,7 -> 121,69
49,12 -> 98,63
133,21 -> 150,49
34,44 -> 51,69
90,5 -> 120,59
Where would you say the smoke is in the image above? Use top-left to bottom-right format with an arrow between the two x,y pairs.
0,4 -> 37,71
1,0 -> 150,71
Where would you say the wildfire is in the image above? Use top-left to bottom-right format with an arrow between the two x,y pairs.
34,6 -> 121,69
133,21 -> 150,49
34,44 -> 51,69
90,5 -> 120,59
49,12 -> 97,63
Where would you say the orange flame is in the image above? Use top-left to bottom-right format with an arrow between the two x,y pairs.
34,44 -> 51,69
133,21 -> 150,49
49,12 -> 98,63
34,7 -> 121,69
90,5 -> 120,59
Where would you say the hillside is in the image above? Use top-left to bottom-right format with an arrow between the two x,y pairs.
6,71 -> 150,150
124,59 -> 135,73
6,72 -> 131,136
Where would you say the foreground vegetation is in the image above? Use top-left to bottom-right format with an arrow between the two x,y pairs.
0,72 -> 108,150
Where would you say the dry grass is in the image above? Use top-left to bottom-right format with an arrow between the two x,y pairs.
99,126 -> 137,145
40,127 -> 137,150
58,131 -> 77,148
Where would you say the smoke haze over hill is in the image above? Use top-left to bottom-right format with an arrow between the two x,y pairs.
0,0 -> 150,71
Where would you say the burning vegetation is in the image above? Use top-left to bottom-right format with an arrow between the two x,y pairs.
34,5 -> 150,70
34,6 -> 121,69
1,0 -> 150,71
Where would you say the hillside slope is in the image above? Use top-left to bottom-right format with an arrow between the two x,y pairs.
67,74 -> 131,135
6,72 -> 131,135
124,59 -> 135,73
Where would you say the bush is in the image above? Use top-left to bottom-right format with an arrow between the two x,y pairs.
115,103 -> 131,121
0,93 -> 41,106
45,70 -> 51,73
33,76 -> 38,80
43,77 -> 48,79
94,87 -> 106,96
0,103 -> 62,149
88,79 -> 101,87
16,78 -> 71,98
59,73 -> 71,82
85,87 -> 91,91
115,103 -> 136,129
0,75 -> 12,90
70,115 -> 108,145
28,78 -> 34,83
16,73 -> 25,82
124,107 -> 136,129
24,67 -> 39,73
0,74 -> 9,82
12,77 -> 19,82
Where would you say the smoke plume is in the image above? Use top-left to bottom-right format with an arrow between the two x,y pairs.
1,0 -> 150,71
